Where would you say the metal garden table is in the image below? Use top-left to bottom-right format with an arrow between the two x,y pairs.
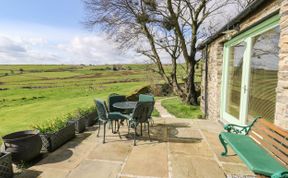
112,101 -> 137,111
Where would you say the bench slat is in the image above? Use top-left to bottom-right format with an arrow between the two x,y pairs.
258,119 -> 288,138
249,132 -> 288,165
254,121 -> 288,145
250,120 -> 288,166
253,126 -> 288,155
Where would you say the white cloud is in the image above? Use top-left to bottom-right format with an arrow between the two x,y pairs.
0,33 -> 145,64
57,35 -> 144,64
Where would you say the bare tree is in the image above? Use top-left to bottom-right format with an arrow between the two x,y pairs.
233,0 -> 255,12
83,0 -> 235,105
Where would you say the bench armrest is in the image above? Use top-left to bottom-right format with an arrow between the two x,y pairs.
224,116 -> 261,135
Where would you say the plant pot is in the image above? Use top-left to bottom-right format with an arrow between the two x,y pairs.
2,130 -> 42,162
68,117 -> 86,133
0,152 -> 13,178
40,122 -> 75,152
85,111 -> 97,127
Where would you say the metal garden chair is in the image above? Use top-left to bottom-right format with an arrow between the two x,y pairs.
127,102 -> 153,146
139,94 -> 155,126
108,94 -> 127,131
95,99 -> 128,143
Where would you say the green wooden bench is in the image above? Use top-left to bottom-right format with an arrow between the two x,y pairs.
219,117 -> 288,178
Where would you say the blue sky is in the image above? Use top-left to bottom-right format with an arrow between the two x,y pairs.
0,0 -> 141,64
0,0 -> 84,29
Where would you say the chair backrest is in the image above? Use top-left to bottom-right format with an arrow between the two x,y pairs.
139,94 -> 155,118
108,95 -> 127,112
139,94 -> 154,102
131,102 -> 152,123
95,99 -> 108,121
248,118 -> 288,166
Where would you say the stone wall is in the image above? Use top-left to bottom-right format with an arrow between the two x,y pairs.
201,42 -> 223,121
275,0 -> 288,129
201,0 -> 285,127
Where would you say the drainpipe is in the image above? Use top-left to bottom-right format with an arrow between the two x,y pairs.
204,44 -> 209,119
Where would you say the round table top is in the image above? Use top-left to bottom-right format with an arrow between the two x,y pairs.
113,101 -> 137,110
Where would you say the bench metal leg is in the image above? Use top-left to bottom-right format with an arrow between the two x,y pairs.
219,134 -> 228,156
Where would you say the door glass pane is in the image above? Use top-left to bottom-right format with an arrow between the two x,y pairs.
226,41 -> 246,119
247,26 -> 280,123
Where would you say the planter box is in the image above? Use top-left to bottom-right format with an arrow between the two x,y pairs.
40,122 -> 75,152
2,130 -> 42,162
68,117 -> 86,133
85,111 -> 97,127
0,152 -> 13,178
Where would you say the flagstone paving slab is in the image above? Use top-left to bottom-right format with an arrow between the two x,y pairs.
201,130 -> 245,163
171,154 -> 225,178
87,141 -> 132,162
14,167 -> 69,178
34,140 -> 94,170
169,141 -> 214,158
122,142 -> 169,178
67,160 -> 122,178
221,163 -> 255,177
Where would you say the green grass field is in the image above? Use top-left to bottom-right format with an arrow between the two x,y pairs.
0,64 -> 162,138
161,98 -> 203,119
0,63 -> 203,142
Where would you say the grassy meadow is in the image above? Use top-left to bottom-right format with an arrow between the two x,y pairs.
161,98 -> 202,119
0,64 -> 161,138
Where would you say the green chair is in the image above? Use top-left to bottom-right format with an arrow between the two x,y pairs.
139,94 -> 155,125
108,95 -> 127,112
95,99 -> 128,143
128,102 -> 153,146
108,94 -> 127,131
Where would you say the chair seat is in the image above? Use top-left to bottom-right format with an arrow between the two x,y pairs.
220,132 -> 288,176
108,112 -> 130,120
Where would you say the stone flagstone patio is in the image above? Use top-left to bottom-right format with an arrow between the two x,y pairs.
14,100 -> 255,178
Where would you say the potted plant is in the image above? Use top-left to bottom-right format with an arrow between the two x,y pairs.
78,107 -> 97,127
0,151 -> 13,178
33,117 -> 75,152
67,113 -> 86,133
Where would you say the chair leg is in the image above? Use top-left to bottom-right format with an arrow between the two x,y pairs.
103,122 -> 106,144
140,123 -> 143,136
114,120 -> 117,132
128,121 -> 130,134
148,122 -> 151,142
108,120 -> 111,129
97,120 -> 101,137
150,118 -> 154,126
117,120 -> 122,139
219,134 -> 228,156
111,120 -> 114,133
134,126 -> 137,146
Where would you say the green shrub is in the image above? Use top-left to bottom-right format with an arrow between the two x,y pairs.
77,106 -> 97,117
32,116 -> 70,133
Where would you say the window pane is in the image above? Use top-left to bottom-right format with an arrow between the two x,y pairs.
226,41 -> 246,119
247,26 -> 280,123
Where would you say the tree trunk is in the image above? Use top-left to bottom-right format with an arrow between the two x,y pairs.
185,61 -> 198,105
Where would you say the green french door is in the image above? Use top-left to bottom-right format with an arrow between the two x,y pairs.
221,15 -> 280,125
